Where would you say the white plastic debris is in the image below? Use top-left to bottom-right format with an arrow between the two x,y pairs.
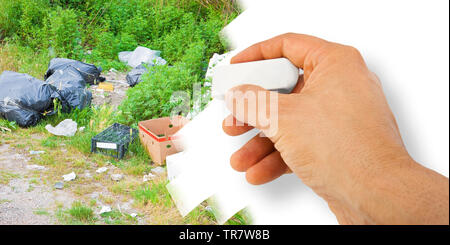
143,173 -> 156,182
29,150 -> 45,155
45,119 -> 78,137
26,164 -> 46,170
96,167 -> 108,173
150,56 -> 167,66
54,182 -> 64,189
118,51 -> 132,63
130,213 -> 138,218
63,172 -> 76,181
84,172 -> 92,178
110,174 -> 123,181
151,167 -> 165,175
98,206 -> 112,214
78,126 -> 85,132
119,46 -> 166,68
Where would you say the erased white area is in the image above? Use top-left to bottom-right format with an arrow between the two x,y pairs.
225,0 -> 449,176
167,0 -> 449,225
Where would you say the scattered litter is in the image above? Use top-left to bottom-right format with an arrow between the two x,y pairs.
126,64 -> 149,87
29,150 -> 45,155
205,206 -> 213,212
78,126 -> 85,132
0,126 -> 11,132
45,119 -> 78,137
143,173 -> 156,182
63,172 -> 76,181
110,174 -> 123,181
96,167 -> 108,173
119,46 -> 167,68
54,182 -> 64,189
26,164 -> 46,170
98,82 -> 114,92
0,71 -> 60,127
151,166 -> 166,175
98,206 -> 112,214
118,51 -> 132,63
130,213 -> 138,218
84,171 -> 92,178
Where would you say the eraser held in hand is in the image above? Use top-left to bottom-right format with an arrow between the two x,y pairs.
212,58 -> 299,99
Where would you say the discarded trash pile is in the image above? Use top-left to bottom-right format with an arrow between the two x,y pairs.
45,58 -> 103,111
120,46 -> 166,87
126,64 -> 148,87
0,71 -> 60,127
0,58 -> 103,127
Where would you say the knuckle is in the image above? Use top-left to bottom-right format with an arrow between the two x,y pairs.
343,45 -> 363,59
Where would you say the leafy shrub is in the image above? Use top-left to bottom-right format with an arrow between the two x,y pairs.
116,64 -> 199,125
47,8 -> 83,59
0,0 -> 23,40
0,0 -> 240,124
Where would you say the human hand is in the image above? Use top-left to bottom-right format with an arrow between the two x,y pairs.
222,33 -> 449,224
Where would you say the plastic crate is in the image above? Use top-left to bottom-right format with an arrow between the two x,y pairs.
91,123 -> 138,159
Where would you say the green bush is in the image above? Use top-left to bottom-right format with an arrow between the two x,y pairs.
0,0 -> 240,124
116,64 -> 198,125
47,7 -> 83,59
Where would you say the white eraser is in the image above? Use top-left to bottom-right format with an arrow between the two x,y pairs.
212,58 -> 299,99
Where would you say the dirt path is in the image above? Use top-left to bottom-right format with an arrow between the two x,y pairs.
89,70 -> 130,109
0,143 -> 75,225
0,71 -> 132,225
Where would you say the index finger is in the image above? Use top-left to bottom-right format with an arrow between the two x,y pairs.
230,33 -> 330,70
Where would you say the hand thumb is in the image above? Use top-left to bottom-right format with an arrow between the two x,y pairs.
225,84 -> 284,136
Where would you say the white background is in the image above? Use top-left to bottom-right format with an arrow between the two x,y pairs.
170,0 -> 449,225
226,0 -> 449,177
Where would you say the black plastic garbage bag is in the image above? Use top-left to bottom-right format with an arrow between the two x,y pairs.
44,58 -> 104,85
45,66 -> 92,111
126,64 -> 150,87
0,71 -> 60,127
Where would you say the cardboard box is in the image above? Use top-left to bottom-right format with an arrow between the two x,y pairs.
138,116 -> 189,165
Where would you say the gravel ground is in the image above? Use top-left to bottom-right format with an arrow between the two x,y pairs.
0,71 -> 147,225
0,144 -> 75,225
89,70 -> 130,109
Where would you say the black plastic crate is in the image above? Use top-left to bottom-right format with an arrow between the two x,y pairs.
91,123 -> 138,159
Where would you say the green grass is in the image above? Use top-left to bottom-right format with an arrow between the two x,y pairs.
100,209 -> 137,225
0,199 -> 11,204
33,209 -> 50,216
57,201 -> 96,225
133,181 -> 172,207
0,119 -> 17,132
0,171 -> 20,185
